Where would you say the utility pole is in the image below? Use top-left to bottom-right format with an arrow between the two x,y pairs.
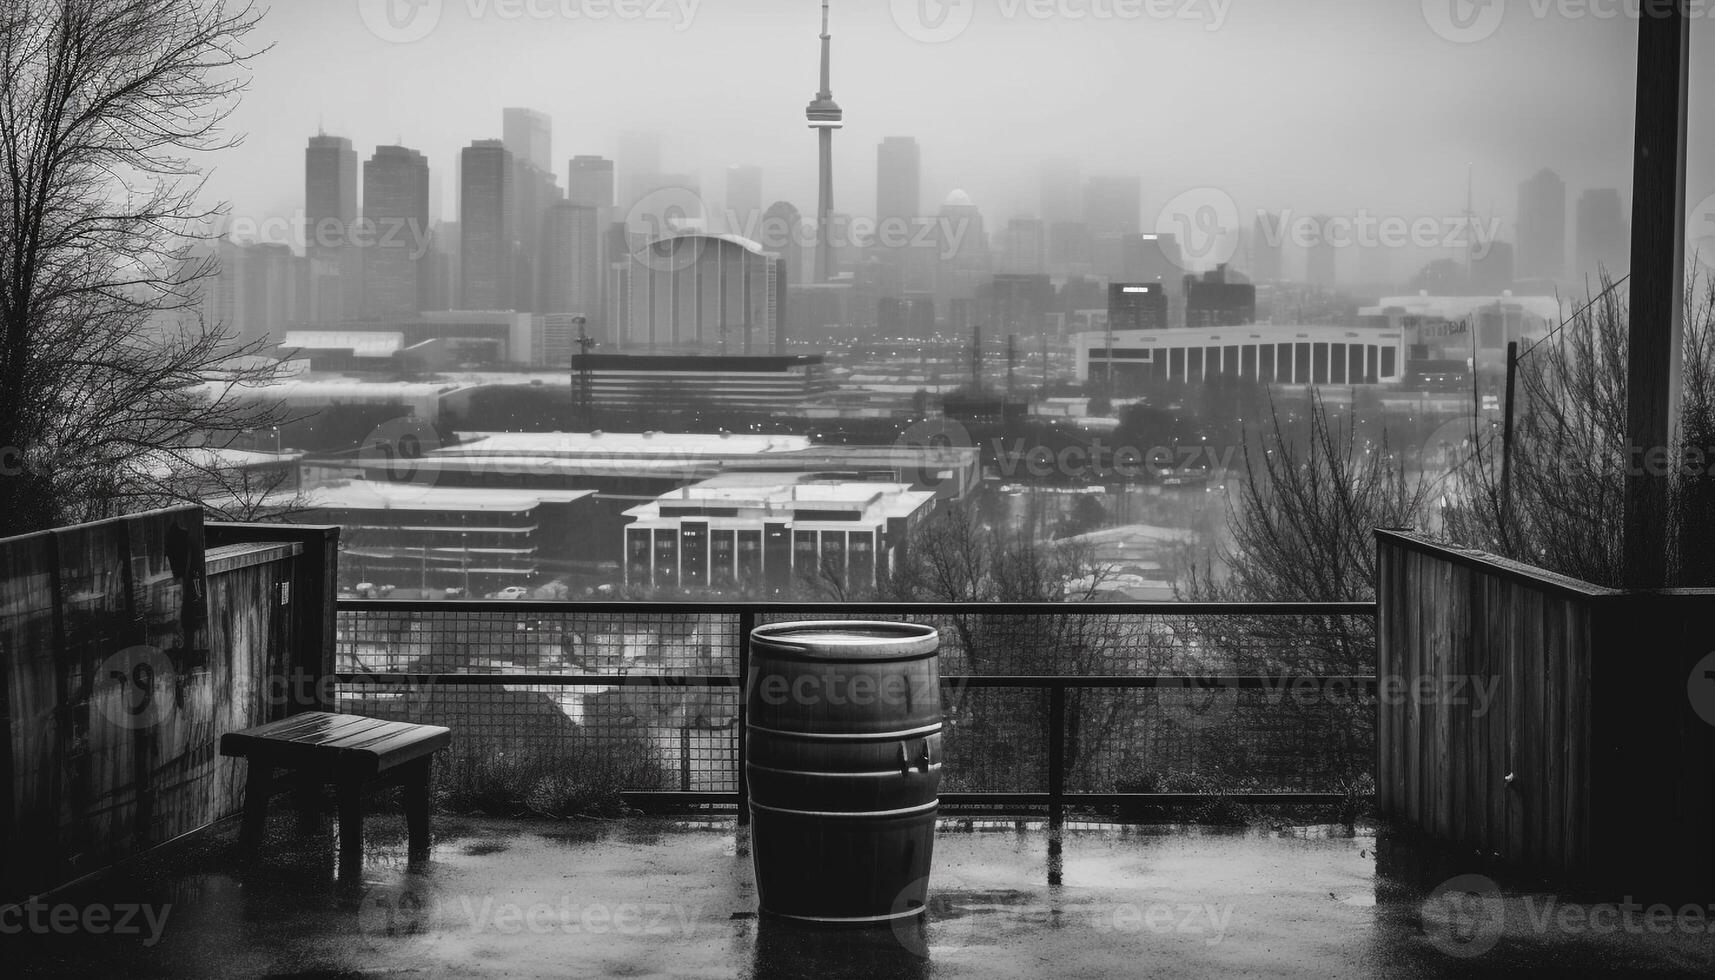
572,316 -> 594,429
1622,1 -> 1689,588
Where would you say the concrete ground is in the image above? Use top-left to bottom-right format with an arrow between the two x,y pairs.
7,809 -> 1715,978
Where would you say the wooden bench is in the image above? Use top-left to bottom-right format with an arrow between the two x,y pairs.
220,711 -> 451,877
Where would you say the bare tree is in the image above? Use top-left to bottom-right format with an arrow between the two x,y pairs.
877,504 -> 1135,795
0,0 -> 280,535
1442,270 -> 1715,587
1179,393 -> 1434,802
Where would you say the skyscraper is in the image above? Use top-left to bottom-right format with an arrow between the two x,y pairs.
1516,168 -> 1566,282
876,136 -> 920,230
1001,218 -> 1048,275
305,134 -> 359,321
617,131 -> 662,210
1575,188 -> 1629,280
539,203 -> 602,324
460,140 -> 515,311
761,201 -> 805,285
1085,176 -> 1141,279
805,0 -> 842,283
361,145 -> 431,320
1248,212 -> 1283,282
1084,176 -> 1142,236
725,165 -> 763,234
567,156 -> 615,210
502,107 -> 552,173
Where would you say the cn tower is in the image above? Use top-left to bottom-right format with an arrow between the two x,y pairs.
805,0 -> 842,283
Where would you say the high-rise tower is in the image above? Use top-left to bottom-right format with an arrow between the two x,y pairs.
806,0 -> 842,283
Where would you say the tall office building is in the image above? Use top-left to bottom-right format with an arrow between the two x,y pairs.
512,161 -> 562,312
1516,168 -> 1566,282
1121,233 -> 1182,285
1183,266 -> 1256,328
761,201 -> 805,285
305,134 -> 359,321
1084,176 -> 1142,236
1248,212 -> 1283,282
1108,282 -> 1168,331
460,140 -> 515,311
1086,176 -> 1142,279
805,0 -> 843,282
539,203 -> 602,324
1575,188 -> 1629,279
876,136 -> 921,229
933,190 -> 990,309
1000,218 -> 1048,275
725,165 -> 763,234
502,108 -> 552,174
361,145 -> 431,319
567,156 -> 616,209
617,131 -> 663,210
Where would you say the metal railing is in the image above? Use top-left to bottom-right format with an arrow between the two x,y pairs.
334,600 -> 1379,823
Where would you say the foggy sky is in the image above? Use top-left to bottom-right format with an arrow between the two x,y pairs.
205,0 -> 1715,277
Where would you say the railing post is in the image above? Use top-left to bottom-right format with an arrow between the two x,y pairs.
680,727 -> 691,793
1048,684 -> 1066,830
736,608 -> 754,825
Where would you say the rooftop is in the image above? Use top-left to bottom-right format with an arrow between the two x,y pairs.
15,814 -> 1710,979
293,481 -> 596,512
440,432 -> 816,459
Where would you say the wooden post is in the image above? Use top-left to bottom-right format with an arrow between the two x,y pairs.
1622,0 -> 1690,588
206,523 -> 341,714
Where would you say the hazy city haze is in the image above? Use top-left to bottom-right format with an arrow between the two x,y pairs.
204,0 -> 1714,270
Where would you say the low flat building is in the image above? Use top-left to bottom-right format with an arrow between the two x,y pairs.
1073,324 -> 1408,391
279,480 -> 599,593
571,353 -> 832,413
623,473 -> 938,594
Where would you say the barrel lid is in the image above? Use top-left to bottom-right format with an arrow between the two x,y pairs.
750,621 -> 939,661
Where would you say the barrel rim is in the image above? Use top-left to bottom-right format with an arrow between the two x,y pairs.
750,620 -> 940,661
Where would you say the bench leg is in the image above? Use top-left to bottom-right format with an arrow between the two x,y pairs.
241,762 -> 274,850
337,778 -> 365,881
403,757 -> 432,860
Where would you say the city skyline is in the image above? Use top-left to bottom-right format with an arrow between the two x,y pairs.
200,1 -> 1702,262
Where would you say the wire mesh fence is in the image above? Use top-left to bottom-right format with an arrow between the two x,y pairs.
334,602 -> 1376,806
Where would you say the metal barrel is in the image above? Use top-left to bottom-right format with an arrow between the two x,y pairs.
746,621 -> 942,925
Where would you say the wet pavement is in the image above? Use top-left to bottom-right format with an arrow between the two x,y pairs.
6,810 -> 1715,978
